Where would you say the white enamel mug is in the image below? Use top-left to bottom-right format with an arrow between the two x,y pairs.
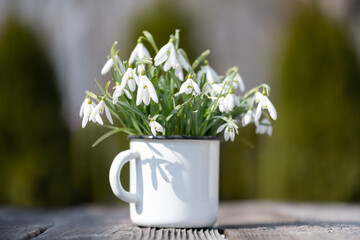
109,136 -> 220,228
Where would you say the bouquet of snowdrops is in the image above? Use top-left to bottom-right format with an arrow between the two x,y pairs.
80,30 -> 277,146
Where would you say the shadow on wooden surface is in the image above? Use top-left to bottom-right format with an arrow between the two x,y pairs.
1,201 -> 360,240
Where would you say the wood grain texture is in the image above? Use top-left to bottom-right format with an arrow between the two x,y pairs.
0,201 -> 359,240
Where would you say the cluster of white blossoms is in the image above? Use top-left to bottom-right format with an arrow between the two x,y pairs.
80,30 -> 277,143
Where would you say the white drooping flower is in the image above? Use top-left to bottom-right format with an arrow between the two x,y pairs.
175,62 -> 184,81
121,65 -> 139,92
113,83 -> 132,104
154,41 -> 177,71
255,118 -> 273,136
254,91 -> 277,121
216,121 -> 239,142
177,50 -> 192,71
242,109 -> 255,126
210,83 -> 230,98
217,92 -> 236,113
89,98 -> 113,125
174,50 -> 192,81
149,119 -> 164,136
196,62 -> 220,84
233,73 -> 245,92
129,42 -> 151,64
80,98 -> 103,128
136,71 -> 158,106
179,75 -> 201,95
101,55 -> 125,75
224,92 -> 236,112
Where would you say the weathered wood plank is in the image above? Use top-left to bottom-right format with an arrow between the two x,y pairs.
1,201 -> 360,240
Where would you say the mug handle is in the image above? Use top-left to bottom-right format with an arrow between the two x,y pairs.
109,149 -> 140,204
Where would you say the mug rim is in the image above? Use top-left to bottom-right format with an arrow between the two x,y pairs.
127,135 -> 221,141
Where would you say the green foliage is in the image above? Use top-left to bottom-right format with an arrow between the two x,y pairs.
0,16 -> 76,206
258,5 -> 360,201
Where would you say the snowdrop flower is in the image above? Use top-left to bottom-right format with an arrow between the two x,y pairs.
216,121 -> 239,142
174,50 -> 192,81
242,109 -> 254,126
121,65 -> 139,91
129,41 -> 151,64
89,97 -> 113,124
154,41 -> 177,71
255,91 -> 277,121
175,62 -> 184,81
196,61 -> 220,84
177,50 -> 191,71
101,55 -> 125,75
179,75 -> 200,95
255,118 -> 273,136
136,71 -> 158,106
217,91 -> 236,113
149,119 -> 164,136
224,91 -> 236,112
113,82 -> 132,104
233,73 -> 245,92
80,98 -> 103,128
210,83 -> 230,98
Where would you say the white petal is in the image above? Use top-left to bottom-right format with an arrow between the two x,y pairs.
116,56 -> 125,73
169,44 -> 177,68
236,73 -> 245,92
128,79 -> 136,92
146,78 -> 158,103
129,44 -> 139,64
138,43 -> 151,58
105,105 -> 113,124
177,50 -> 191,71
136,81 -> 144,106
163,59 -> 172,72
154,43 -> 170,65
121,69 -> 130,88
216,123 -> 227,133
205,65 -> 219,83
267,126 -> 273,136
143,88 -> 150,105
230,129 -> 235,142
101,58 -> 113,75
151,125 -> 157,136
175,65 -> 184,81
82,104 -> 91,128
123,88 -> 132,99
196,68 -> 206,84
79,98 -> 87,117
192,80 -> 201,95
155,123 -> 164,133
179,81 -> 189,94
224,128 -> 230,141
95,114 -> 103,125
89,101 -> 102,121
132,69 -> 140,86
255,99 -> 263,122
265,97 -> 277,120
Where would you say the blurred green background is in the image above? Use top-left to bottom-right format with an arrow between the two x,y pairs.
0,1 -> 359,206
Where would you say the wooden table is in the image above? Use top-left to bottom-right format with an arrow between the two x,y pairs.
1,201 -> 360,240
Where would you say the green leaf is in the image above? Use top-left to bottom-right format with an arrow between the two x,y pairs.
94,79 -> 105,95
192,49 -> 210,70
143,30 -> 158,53
166,96 -> 193,121
110,41 -> 118,58
85,91 -> 99,100
92,128 -> 136,147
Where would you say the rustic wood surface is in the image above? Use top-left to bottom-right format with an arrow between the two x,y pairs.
0,201 -> 360,240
